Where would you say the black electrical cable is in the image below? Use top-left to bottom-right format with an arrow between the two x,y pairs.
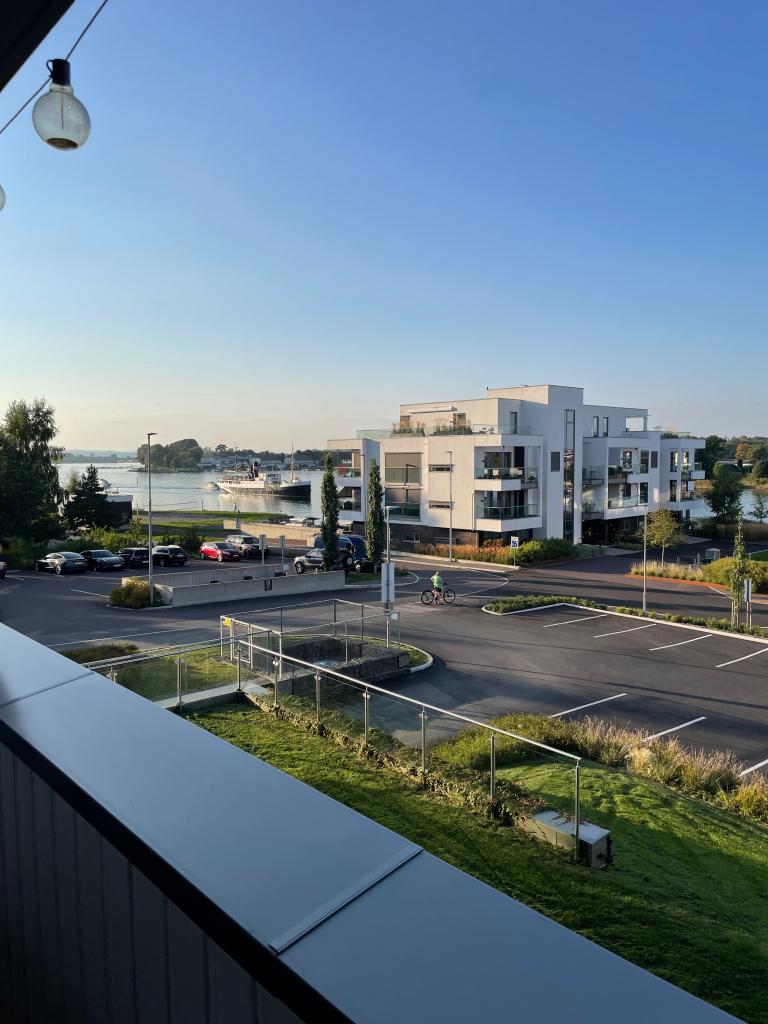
0,0 -> 114,137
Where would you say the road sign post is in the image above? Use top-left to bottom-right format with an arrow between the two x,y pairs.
509,535 -> 519,568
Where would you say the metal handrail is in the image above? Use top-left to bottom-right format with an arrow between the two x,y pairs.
90,632 -> 580,765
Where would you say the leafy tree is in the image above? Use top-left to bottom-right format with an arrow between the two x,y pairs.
645,509 -> 682,567
0,398 -> 63,542
320,452 -> 340,570
136,438 -> 203,471
750,488 -> 768,524
747,442 -> 768,464
699,435 -> 725,479
750,460 -> 768,481
65,465 -> 124,530
706,465 -> 743,523
365,457 -> 385,567
735,442 -> 750,461
728,517 -> 748,627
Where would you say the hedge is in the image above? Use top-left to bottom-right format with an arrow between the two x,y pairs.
109,579 -> 162,609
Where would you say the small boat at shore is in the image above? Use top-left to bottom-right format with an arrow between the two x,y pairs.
203,480 -> 219,491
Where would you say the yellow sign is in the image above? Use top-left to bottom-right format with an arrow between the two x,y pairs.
222,616 -> 232,626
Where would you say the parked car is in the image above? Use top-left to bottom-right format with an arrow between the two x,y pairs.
81,549 -> 125,572
0,559 -> 7,579
311,534 -> 373,572
288,516 -> 319,527
294,548 -> 351,574
200,541 -> 242,562
118,547 -> 150,567
226,535 -> 267,558
152,545 -> 188,567
34,551 -> 88,575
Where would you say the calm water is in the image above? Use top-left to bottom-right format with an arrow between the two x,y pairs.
58,464 -> 324,518
58,463 -> 752,523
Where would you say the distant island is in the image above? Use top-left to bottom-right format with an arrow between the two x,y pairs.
59,451 -> 137,463
134,439 -> 326,472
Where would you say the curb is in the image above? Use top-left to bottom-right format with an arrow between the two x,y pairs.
481,600 -> 768,644
623,572 -> 768,605
344,570 -> 420,590
409,652 -> 433,673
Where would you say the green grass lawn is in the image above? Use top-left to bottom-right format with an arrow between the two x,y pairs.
102,650 -> 238,701
193,704 -> 768,1024
752,549 -> 768,562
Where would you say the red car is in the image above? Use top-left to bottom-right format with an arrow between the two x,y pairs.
200,541 -> 242,562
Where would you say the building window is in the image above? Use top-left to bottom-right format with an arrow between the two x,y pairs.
639,482 -> 648,504
651,451 -> 658,469
670,479 -> 677,501
428,500 -> 453,509
639,450 -> 649,473
602,416 -> 609,436
551,451 -> 561,472
670,450 -> 679,472
401,530 -> 420,543
592,416 -> 599,437
428,463 -> 451,472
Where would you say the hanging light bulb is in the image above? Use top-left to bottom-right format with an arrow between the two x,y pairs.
32,59 -> 90,150
0,184 -> 5,212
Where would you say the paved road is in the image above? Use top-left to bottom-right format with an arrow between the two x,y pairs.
2,547 -> 767,768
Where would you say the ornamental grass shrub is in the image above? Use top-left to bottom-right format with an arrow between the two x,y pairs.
109,579 -> 162,609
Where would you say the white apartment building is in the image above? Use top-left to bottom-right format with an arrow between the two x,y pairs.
328,384 -> 705,547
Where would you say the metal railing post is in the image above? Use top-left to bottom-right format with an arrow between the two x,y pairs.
363,688 -> 370,743
315,671 -> 321,725
236,647 -> 242,692
420,708 -> 428,780
386,612 -> 390,648
344,619 -> 349,663
273,656 -> 280,706
574,761 -> 581,864
176,658 -> 182,711
333,599 -> 337,638
361,602 -> 365,644
490,733 -> 496,800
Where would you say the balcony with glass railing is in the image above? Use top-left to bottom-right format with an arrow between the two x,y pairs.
364,421 -> 533,438
680,462 -> 703,478
387,503 -> 421,519
582,499 -> 605,518
384,467 -> 422,485
478,503 -> 539,520
582,466 -> 605,485
607,495 -> 648,510
476,465 -> 538,484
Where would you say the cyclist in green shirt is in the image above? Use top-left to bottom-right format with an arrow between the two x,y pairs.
431,571 -> 444,602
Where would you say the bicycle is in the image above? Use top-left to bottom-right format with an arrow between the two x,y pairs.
421,587 -> 456,605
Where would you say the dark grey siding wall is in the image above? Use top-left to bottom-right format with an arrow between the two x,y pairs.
0,742 -> 301,1024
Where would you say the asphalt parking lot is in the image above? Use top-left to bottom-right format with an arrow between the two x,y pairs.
3,555 -> 768,771
396,600 -> 768,773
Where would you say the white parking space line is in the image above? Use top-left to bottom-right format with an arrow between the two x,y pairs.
50,623 -> 219,647
542,614 -> 609,628
548,693 -> 627,719
649,635 -> 712,652
715,647 -> 768,669
593,624 -> 656,638
643,717 -> 706,742
69,589 -> 107,597
739,756 -> 768,778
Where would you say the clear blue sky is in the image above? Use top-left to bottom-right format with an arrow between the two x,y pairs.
1,0 -> 766,449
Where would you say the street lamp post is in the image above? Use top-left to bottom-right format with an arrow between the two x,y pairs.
642,506 -> 648,614
384,504 -> 394,611
146,432 -> 157,606
447,450 -> 453,562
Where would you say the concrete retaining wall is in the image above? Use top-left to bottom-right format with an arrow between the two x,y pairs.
125,564 -> 288,589
155,569 -> 346,607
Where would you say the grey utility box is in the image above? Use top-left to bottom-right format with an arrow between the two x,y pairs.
705,547 -> 721,562
522,811 -> 612,869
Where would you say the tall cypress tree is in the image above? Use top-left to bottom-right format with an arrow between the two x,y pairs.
365,457 -> 385,567
320,452 -> 340,570
728,516 -> 747,628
